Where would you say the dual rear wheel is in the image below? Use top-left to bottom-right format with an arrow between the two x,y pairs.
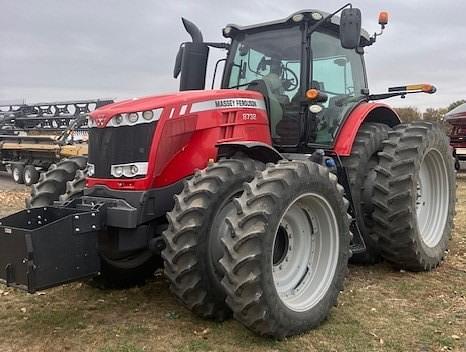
342,122 -> 455,270
372,122 -> 456,270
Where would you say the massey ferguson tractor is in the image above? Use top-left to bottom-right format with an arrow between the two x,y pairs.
0,5 -> 456,338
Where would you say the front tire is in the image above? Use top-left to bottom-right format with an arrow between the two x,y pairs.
27,156 -> 88,208
220,160 -> 351,337
373,122 -> 456,271
90,246 -> 161,289
162,158 -> 259,321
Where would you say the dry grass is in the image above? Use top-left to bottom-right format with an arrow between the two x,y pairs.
0,178 -> 465,352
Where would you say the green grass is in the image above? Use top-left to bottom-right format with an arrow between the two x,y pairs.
0,179 -> 465,352
99,342 -> 145,352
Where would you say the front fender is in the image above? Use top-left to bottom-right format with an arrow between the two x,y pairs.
216,141 -> 283,164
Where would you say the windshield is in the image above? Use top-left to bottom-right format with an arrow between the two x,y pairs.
225,26 -> 302,99
224,26 -> 303,143
224,26 -> 367,147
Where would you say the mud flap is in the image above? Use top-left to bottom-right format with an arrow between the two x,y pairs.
0,207 -> 103,293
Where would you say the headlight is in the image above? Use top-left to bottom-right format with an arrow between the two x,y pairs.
111,162 -> 148,178
106,108 -> 162,127
114,166 -> 124,177
130,165 -> 139,175
311,12 -> 323,20
292,13 -> 304,22
142,110 -> 154,120
113,114 -> 123,125
127,112 -> 139,123
223,26 -> 232,36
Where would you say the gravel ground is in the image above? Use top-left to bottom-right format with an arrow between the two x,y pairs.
0,172 -> 29,217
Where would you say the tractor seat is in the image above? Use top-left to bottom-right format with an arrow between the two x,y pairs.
247,77 -> 285,138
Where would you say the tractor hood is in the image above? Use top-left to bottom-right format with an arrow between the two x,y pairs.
89,89 -> 265,125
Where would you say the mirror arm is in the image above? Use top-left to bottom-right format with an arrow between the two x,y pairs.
362,24 -> 386,47
204,42 -> 230,50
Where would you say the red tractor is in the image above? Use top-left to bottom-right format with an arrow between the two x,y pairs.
0,6 -> 456,338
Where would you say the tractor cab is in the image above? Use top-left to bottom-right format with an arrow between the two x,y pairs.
220,10 -> 370,149
175,7 -> 382,152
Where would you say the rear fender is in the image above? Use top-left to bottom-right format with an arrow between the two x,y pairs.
334,102 -> 401,156
217,141 -> 283,164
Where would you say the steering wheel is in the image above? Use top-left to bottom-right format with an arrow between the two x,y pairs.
281,66 -> 299,92
256,56 -> 299,92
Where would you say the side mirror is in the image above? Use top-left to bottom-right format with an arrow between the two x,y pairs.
340,8 -> 362,49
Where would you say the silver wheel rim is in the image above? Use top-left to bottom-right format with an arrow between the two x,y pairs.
24,169 -> 32,184
13,167 -> 20,182
416,148 -> 449,248
272,193 -> 340,312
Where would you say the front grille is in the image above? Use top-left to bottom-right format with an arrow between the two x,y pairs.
88,122 -> 157,178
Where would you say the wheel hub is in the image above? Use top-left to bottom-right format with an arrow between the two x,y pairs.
415,148 -> 449,248
24,170 -> 31,184
272,193 -> 339,312
13,168 -> 20,180
273,225 -> 290,267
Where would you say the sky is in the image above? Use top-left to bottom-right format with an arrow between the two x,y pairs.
1,0 -> 465,111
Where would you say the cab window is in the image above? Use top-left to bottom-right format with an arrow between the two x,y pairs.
311,31 -> 367,144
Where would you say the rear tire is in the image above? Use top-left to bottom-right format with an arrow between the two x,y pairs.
373,122 -> 456,271
220,160 -> 351,337
162,158 -> 260,321
342,123 -> 390,264
24,165 -> 40,186
12,164 -> 25,184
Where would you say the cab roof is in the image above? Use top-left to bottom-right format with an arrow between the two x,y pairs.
223,9 -> 371,45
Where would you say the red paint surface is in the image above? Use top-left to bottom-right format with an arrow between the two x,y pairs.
87,90 -> 271,190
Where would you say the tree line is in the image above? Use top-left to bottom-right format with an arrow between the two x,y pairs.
394,100 -> 466,123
